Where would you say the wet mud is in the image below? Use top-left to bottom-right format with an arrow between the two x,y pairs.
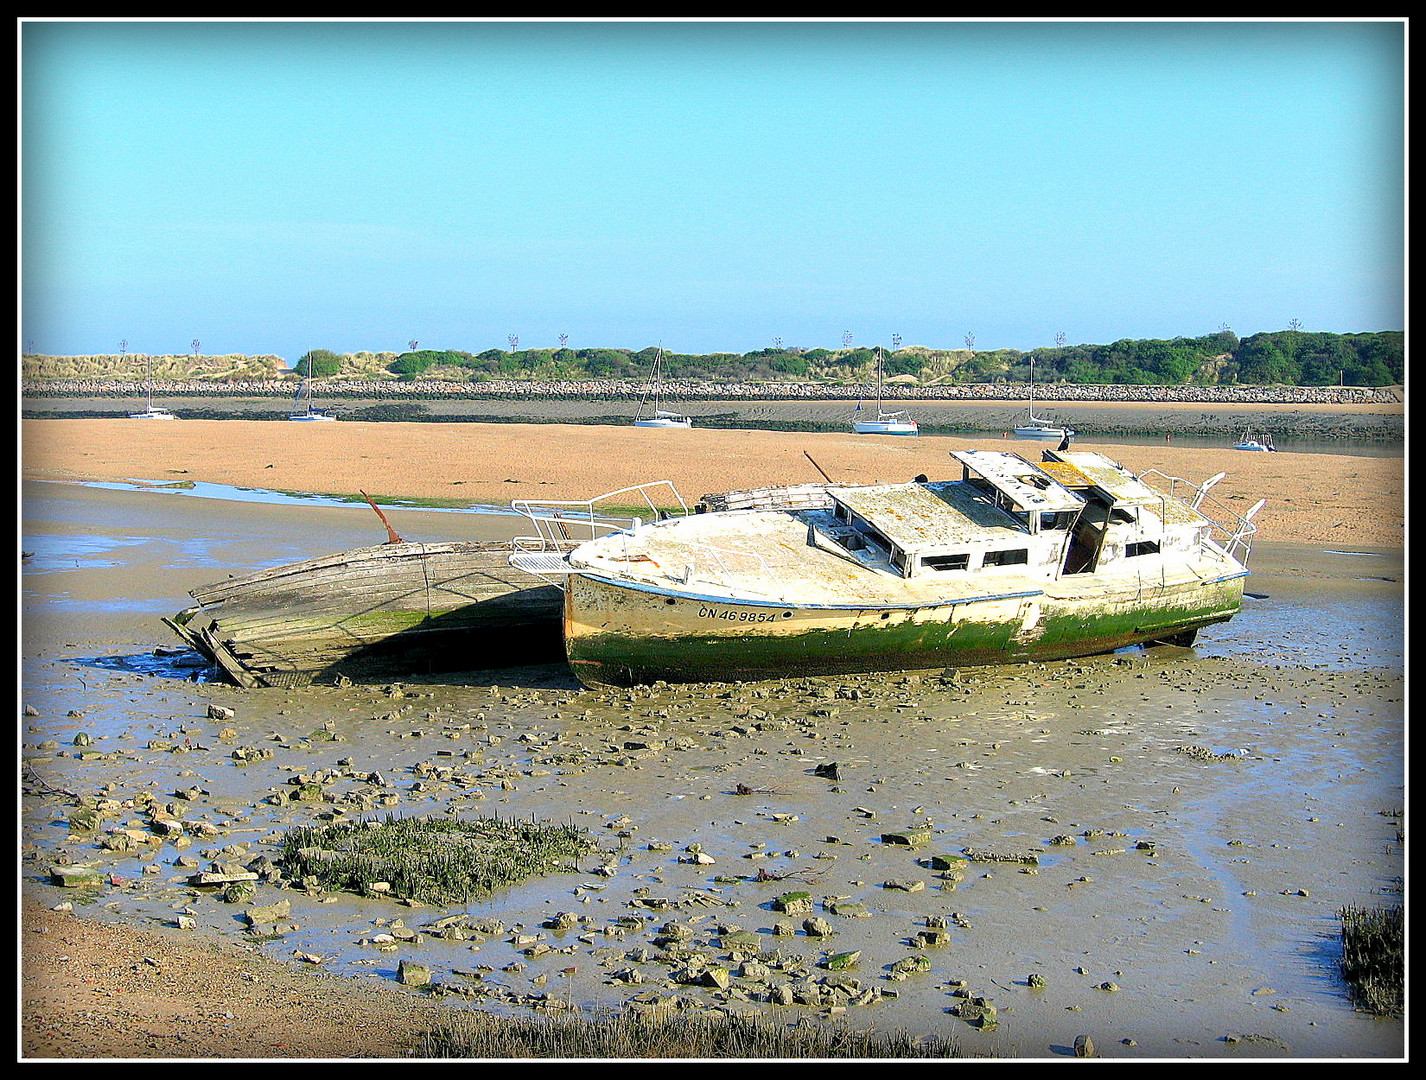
20,481 -> 1405,1058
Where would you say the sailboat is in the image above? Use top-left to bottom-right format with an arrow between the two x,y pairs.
289,354 -> 338,422
129,356 -> 178,419
1013,354 -> 1074,440
633,345 -> 692,428
852,346 -> 918,435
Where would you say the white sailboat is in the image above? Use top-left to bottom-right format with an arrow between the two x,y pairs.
289,354 -> 337,422
129,356 -> 178,419
633,345 -> 692,429
852,346 -> 918,435
1013,354 -> 1074,440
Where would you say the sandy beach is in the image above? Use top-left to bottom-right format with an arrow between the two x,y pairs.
19,418 -> 1405,549
19,419 -> 1405,1060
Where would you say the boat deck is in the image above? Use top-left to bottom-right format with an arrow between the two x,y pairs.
572,504 -> 1235,610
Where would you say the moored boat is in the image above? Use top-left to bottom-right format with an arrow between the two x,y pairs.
130,357 -> 179,419
524,449 -> 1264,688
290,353 -> 338,421
852,346 -> 918,435
1013,354 -> 1073,440
1233,429 -> 1275,451
633,345 -> 692,429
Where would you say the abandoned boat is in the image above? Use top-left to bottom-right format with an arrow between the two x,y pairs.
515,449 -> 1264,688
166,538 -> 563,687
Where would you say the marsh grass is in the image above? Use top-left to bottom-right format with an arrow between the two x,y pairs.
1338,904 -> 1404,1017
281,813 -> 596,905
415,1011 -> 975,1059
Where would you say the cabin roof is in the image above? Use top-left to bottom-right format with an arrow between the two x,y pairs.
1041,450 -> 1214,527
948,450 -> 1086,514
833,484 -> 987,553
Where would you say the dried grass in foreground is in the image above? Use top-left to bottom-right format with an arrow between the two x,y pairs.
415,1011 -> 980,1059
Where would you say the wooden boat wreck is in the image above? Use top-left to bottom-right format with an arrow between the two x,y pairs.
512,449 -> 1265,689
165,539 -> 565,687
164,487 -> 676,688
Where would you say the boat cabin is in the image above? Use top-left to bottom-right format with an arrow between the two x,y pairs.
816,449 -> 1213,582
1039,450 -> 1216,572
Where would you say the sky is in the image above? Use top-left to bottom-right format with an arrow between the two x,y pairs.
19,18 -> 1406,363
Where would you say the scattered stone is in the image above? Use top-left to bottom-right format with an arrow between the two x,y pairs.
878,878 -> 924,895
881,828 -> 932,848
773,891 -> 814,915
397,959 -> 431,986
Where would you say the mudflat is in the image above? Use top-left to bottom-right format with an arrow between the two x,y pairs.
19,421 -> 1405,1060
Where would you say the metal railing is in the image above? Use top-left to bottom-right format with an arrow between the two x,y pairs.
510,481 -> 689,555
1137,469 -> 1266,565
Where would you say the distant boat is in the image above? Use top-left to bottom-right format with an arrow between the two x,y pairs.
129,357 -> 179,419
634,345 -> 692,429
290,354 -> 337,422
1013,354 -> 1074,440
852,346 -> 918,436
1233,430 -> 1275,452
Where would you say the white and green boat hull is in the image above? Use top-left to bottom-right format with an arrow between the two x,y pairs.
565,567 -> 1246,688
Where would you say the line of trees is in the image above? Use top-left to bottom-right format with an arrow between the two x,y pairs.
369,329 -> 1402,387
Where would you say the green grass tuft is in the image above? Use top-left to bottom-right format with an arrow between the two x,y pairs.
281,813 -> 596,905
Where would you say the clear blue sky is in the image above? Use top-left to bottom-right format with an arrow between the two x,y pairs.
20,18 -> 1405,363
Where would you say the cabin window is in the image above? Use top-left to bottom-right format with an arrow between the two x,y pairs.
983,548 -> 1029,567
1039,511 -> 1074,531
922,553 -> 970,572
1126,540 -> 1161,558
890,548 -> 908,576
1110,506 -> 1138,524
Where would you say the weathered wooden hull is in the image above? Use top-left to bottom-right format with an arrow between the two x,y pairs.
563,568 -> 1246,688
167,540 -> 563,687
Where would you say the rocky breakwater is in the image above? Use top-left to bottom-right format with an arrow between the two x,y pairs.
20,378 -> 1402,405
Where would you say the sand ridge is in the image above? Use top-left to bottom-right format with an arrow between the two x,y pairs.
20,418 -> 1403,549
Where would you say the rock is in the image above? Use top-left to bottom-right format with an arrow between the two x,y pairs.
773,891 -> 814,915
721,929 -> 761,950
925,854 -> 969,872
802,917 -> 834,938
1074,1034 -> 1096,1057
881,828 -> 932,848
889,955 -> 933,977
883,879 -> 925,892
397,960 -> 431,986
49,864 -> 105,888
952,997 -> 998,1029
243,900 -> 292,926
207,704 -> 236,721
